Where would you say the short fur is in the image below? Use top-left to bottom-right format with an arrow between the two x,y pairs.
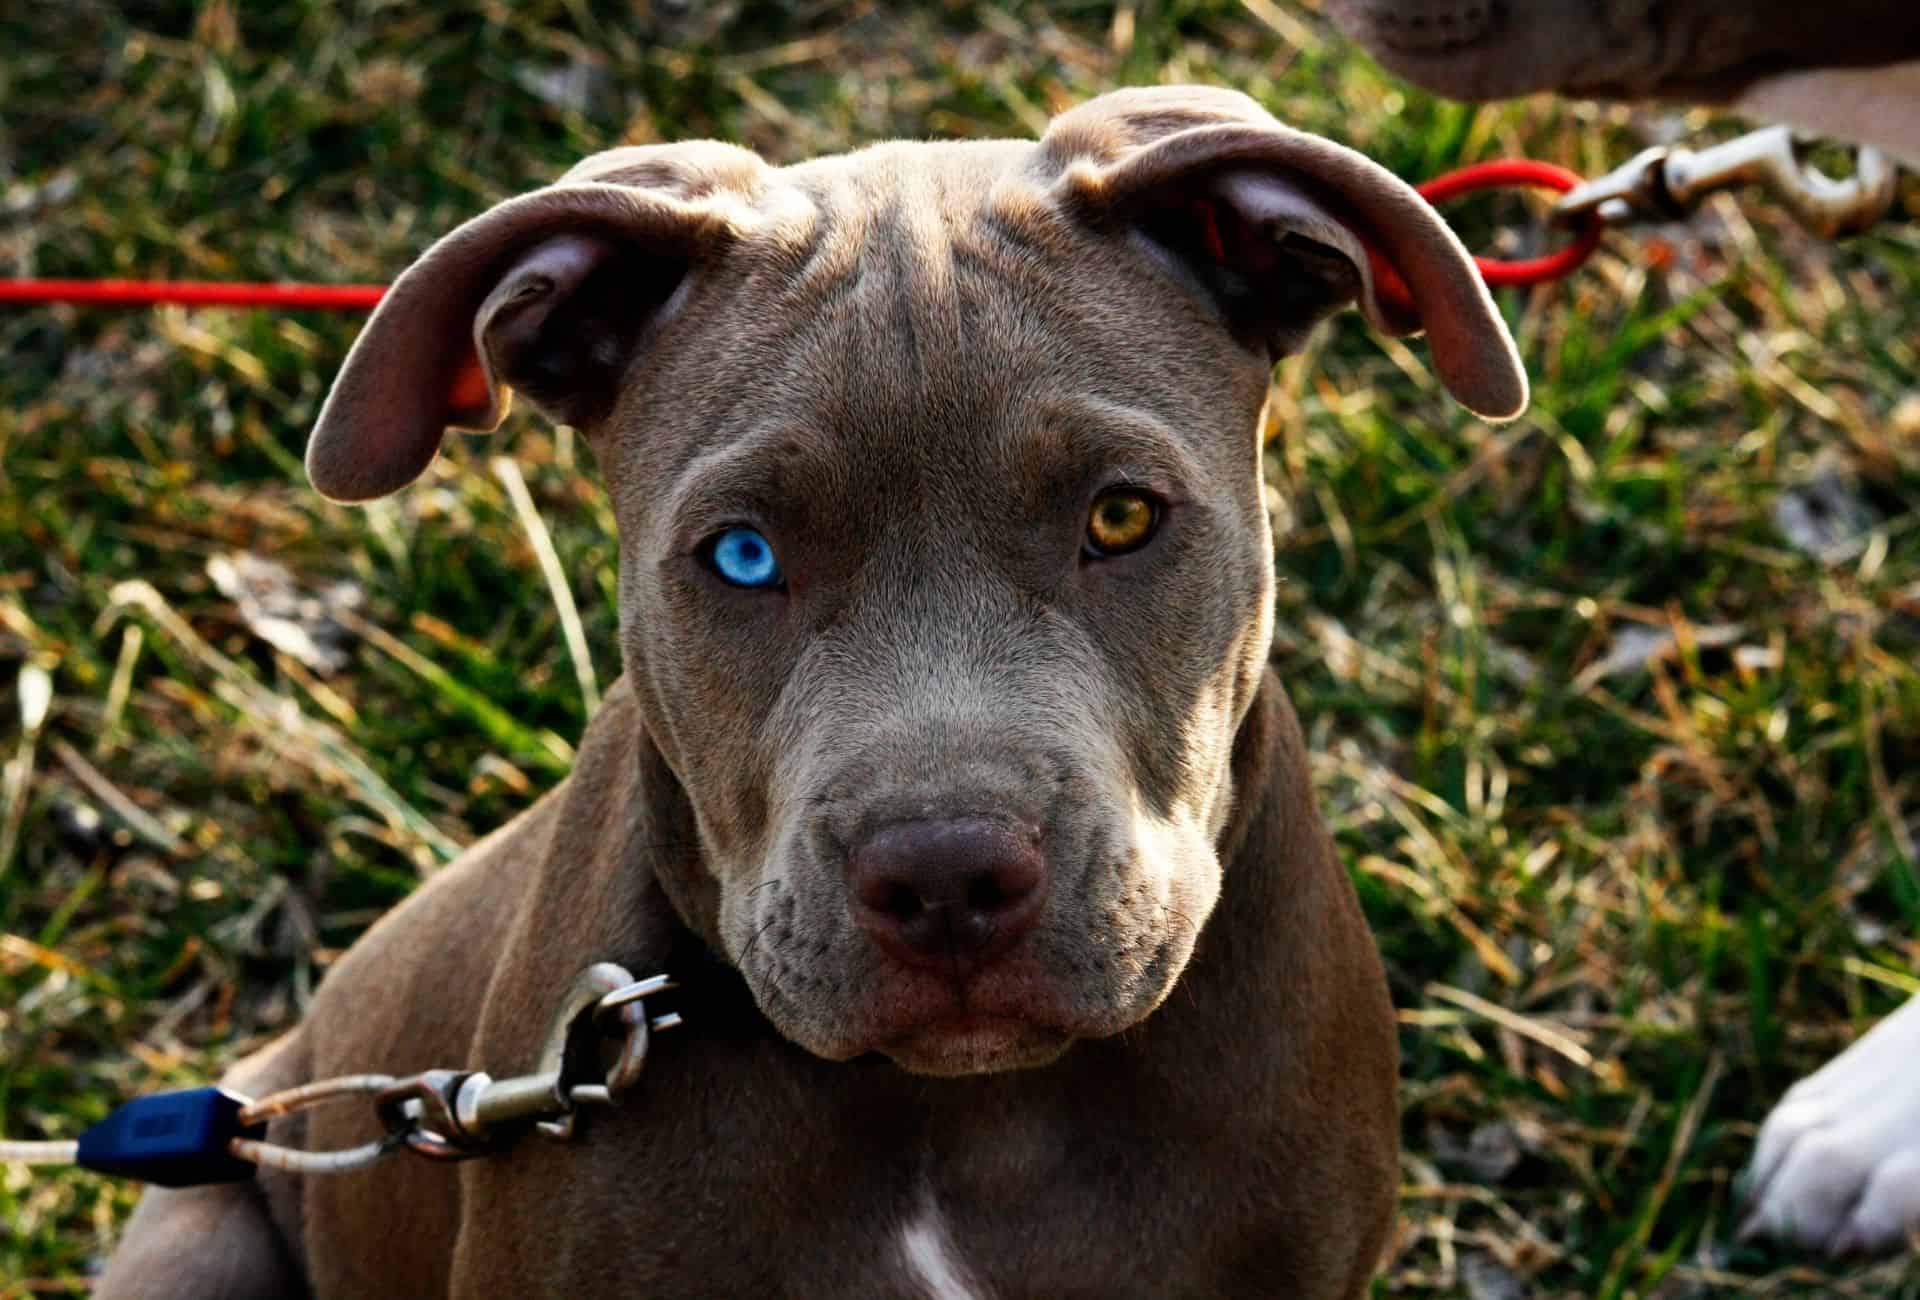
98,86 -> 1527,1299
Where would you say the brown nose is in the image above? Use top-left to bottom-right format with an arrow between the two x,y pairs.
849,819 -> 1045,971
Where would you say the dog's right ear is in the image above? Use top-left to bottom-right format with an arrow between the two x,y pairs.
306,142 -> 772,503
1037,86 -> 1527,421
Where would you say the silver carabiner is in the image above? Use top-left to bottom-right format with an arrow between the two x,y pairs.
1551,144 -> 1673,228
372,964 -> 684,1153
515,964 -> 682,1141
1554,126 -> 1899,239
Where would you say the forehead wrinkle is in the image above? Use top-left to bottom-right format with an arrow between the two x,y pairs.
850,174 -> 973,397
777,154 -> 971,321
888,165 -> 960,303
660,145 -> 1219,530
773,188 -> 1007,491
776,179 -> 869,304
1022,396 -> 1209,490
663,417 -> 848,534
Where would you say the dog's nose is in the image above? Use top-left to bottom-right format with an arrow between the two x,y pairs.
849,819 -> 1045,971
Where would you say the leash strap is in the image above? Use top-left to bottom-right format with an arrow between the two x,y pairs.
1,961 -> 691,1185
0,279 -> 384,309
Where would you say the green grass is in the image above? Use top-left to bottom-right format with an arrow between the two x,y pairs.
3,1 -> 1919,1295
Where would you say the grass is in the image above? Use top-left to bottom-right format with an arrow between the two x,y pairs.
2,1 -> 1919,1295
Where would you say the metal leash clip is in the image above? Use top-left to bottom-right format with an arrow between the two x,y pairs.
1552,125 -> 1900,239
372,963 -> 684,1162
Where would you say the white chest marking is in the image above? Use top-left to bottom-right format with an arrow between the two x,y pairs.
897,1196 -> 984,1300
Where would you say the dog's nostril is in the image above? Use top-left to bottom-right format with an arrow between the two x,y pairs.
885,884 -> 924,920
966,875 -> 1005,912
848,818 -> 1046,970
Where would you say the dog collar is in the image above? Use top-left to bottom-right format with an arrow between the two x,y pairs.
647,928 -> 892,1066
647,926 -> 782,1043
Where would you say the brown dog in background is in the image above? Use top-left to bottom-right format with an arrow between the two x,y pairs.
96,85 -> 1525,1298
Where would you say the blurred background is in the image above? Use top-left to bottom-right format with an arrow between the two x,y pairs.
2,1 -> 1918,1294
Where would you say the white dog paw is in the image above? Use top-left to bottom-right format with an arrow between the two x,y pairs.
1741,990 -> 1920,1255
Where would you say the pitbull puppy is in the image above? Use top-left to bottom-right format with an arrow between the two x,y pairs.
96,86 -> 1526,1298
1326,0 -> 1920,166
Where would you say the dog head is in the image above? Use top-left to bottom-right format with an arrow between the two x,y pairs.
307,86 -> 1522,1075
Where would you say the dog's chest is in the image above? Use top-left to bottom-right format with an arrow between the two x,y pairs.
895,1190 -> 986,1300
429,1043 -> 1264,1298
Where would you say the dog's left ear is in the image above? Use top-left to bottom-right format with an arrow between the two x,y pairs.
1041,86 -> 1527,420
305,142 -> 776,503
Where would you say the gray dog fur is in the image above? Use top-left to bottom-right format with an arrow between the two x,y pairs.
96,85 -> 1525,1299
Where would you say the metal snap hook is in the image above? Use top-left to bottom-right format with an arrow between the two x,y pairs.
1554,125 -> 1899,239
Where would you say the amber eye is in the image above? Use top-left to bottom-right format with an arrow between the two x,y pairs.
1085,488 -> 1160,557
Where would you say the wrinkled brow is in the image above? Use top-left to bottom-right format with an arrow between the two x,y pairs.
661,421 -> 854,544
1012,395 -> 1210,498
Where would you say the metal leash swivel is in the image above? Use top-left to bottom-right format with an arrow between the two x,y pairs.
1552,124 -> 1901,240
372,964 -> 683,1161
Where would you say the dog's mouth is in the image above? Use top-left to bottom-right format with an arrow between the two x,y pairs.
745,939 -> 1169,1076
831,960 -> 1111,1076
878,1013 -> 1074,1076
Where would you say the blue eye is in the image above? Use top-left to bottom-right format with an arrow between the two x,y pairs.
707,526 -> 783,589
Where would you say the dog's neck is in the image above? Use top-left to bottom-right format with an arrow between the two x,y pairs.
1214,667 -> 1283,873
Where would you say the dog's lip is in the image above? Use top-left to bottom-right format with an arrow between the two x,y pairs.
869,996 -> 1063,1042
763,948 -> 1180,1064
930,1011 -> 1026,1030
873,1012 -> 1074,1075
851,970 -> 1092,1062
857,965 -> 1061,1035
893,1011 -> 1036,1042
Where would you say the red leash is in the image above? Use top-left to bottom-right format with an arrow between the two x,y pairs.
0,161 -> 1600,314
1415,159 -> 1601,287
1365,157 -> 1601,319
0,279 -> 385,310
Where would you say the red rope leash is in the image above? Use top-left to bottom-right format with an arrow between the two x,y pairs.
1416,159 -> 1602,286
0,279 -> 385,309
0,160 -> 1601,315
1369,158 -> 1603,317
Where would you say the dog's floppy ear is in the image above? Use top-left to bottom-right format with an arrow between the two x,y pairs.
1040,86 -> 1527,420
306,142 -> 773,502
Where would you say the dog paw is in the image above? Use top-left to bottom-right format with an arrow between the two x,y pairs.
1741,991 -> 1920,1255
